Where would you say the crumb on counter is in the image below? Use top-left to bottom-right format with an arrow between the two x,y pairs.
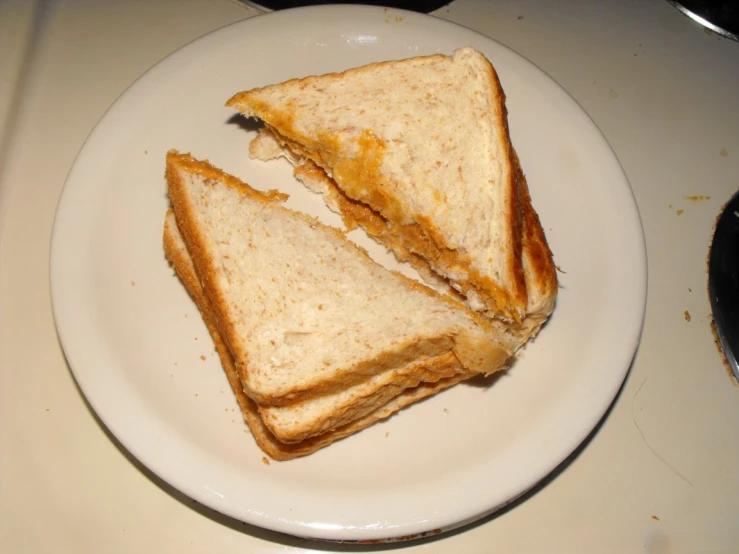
677,209 -> 684,215
262,456 -> 270,466
652,515 -> 660,521
200,355 -> 206,361
684,195 -> 710,202
684,310 -> 691,322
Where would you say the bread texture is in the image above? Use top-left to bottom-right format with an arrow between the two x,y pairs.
163,210 -> 473,459
227,47 -> 530,322
165,151 -> 515,410
251,128 -> 557,342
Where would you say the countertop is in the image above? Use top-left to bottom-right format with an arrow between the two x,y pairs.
1,0 -> 738,552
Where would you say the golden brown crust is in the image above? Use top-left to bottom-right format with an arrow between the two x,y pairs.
259,352 -> 466,443
250,337 -> 457,406
477,54 -> 527,317
514,150 -> 558,316
166,150 -> 289,204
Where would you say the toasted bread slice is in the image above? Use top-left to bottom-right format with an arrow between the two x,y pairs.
227,47 -> 528,321
165,151 -> 515,409
163,210 -> 472,459
251,128 -> 557,341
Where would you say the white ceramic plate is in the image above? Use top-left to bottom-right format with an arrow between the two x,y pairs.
50,5 -> 646,542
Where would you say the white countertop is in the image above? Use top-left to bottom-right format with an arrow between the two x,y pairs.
1,0 -> 738,551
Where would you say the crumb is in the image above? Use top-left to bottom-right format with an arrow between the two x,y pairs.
45,408 -> 49,412
652,515 -> 660,521
710,320 -> 739,386
170,374 -> 173,377
704,27 -> 713,35
194,393 -> 198,397
130,280 -> 135,286
262,456 -> 270,465
676,209 -> 684,215
668,203 -> 672,209
395,16 -> 404,22
194,337 -> 198,341
517,15 -> 523,19
185,313 -> 188,318
684,310 -> 691,322
720,148 -> 728,157
555,264 -> 567,274
385,432 -> 390,437
443,408 -> 449,413
688,288 -> 692,292
220,390 -> 224,393
684,195 -> 710,202
200,355 -> 206,361
144,150 -> 148,154
174,362 -> 178,366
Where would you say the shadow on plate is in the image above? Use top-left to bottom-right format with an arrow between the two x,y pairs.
226,113 -> 264,133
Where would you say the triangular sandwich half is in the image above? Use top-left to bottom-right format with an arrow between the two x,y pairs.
226,47 -> 537,323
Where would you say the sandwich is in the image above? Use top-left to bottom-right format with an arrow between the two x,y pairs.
163,151 -> 519,459
226,47 -> 557,339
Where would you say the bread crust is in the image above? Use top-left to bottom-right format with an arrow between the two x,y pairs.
259,352 -> 467,443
